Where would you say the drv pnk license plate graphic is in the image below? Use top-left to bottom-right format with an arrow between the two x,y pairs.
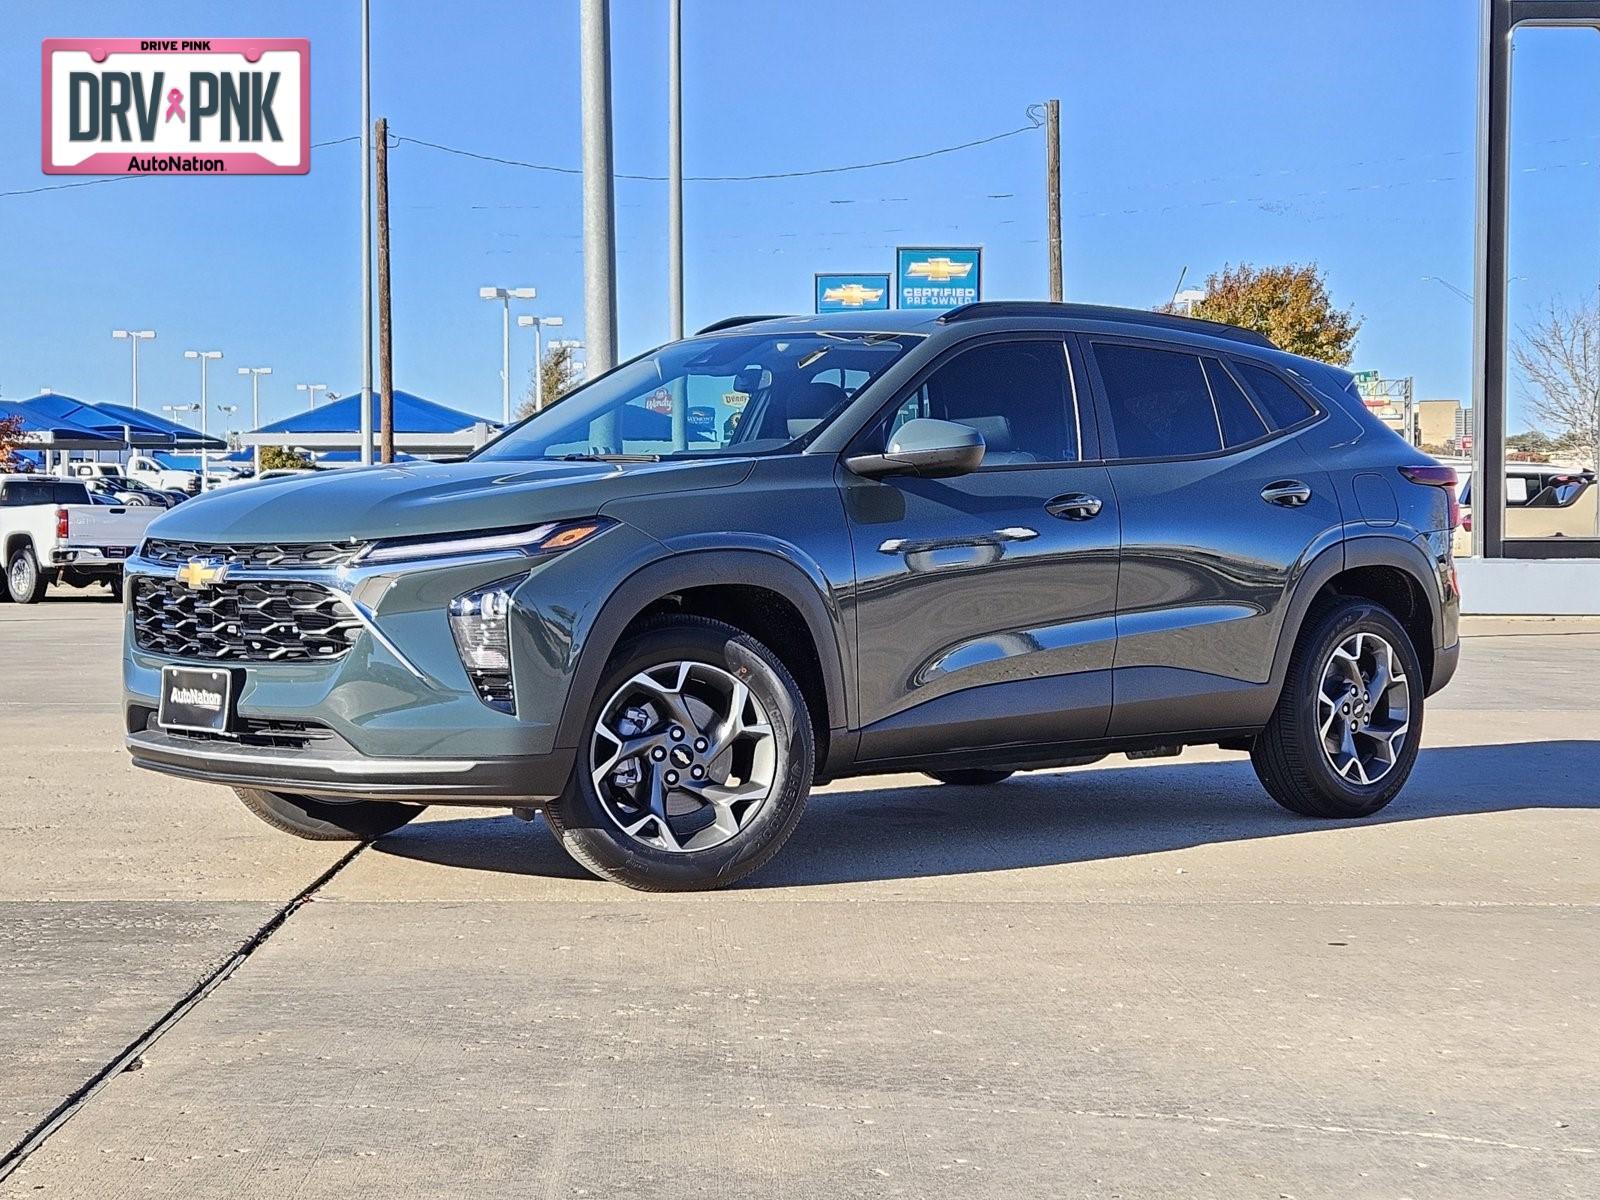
42,38 -> 310,175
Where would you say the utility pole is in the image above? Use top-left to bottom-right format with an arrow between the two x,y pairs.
376,117 -> 394,464
359,0 -> 374,466
668,0 -> 684,340
580,0 -> 619,379
237,366 -> 271,476
1045,98 -> 1062,302
1404,376 -> 1416,448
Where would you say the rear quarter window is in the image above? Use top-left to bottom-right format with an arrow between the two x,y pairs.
1235,361 -> 1317,429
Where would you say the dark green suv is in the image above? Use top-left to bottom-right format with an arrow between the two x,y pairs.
123,303 -> 1461,890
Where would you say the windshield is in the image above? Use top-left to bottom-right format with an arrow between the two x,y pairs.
474,331 -> 917,462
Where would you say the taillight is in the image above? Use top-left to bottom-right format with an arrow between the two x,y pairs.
1398,464 -> 1460,531
55,507 -> 69,539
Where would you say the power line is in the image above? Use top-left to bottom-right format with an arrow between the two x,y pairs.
393,114 -> 1043,183
0,136 -> 362,199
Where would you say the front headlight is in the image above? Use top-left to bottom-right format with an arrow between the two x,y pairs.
357,518 -> 612,566
449,577 -> 521,713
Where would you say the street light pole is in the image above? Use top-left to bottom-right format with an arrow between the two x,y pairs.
516,315 -> 565,412
238,367 -> 272,476
184,350 -> 223,491
297,382 -> 328,411
480,286 -> 536,423
669,0 -> 684,340
111,329 -> 156,411
580,0 -> 618,379
360,0 -> 374,467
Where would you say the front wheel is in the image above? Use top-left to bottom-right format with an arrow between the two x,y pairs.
1251,598 -> 1424,819
544,615 -> 813,891
234,788 -> 424,841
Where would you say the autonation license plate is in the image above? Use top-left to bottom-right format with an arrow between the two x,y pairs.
157,665 -> 234,734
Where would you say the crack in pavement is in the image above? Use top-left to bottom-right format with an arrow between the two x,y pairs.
0,842 -> 370,1183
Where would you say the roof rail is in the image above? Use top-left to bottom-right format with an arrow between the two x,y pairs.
936,301 -> 1275,349
695,314 -> 792,335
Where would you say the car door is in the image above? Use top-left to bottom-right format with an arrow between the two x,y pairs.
1079,336 -> 1343,736
841,334 -> 1121,763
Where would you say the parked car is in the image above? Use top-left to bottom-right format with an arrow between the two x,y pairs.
122,302 -> 1461,890
1452,463 -> 1596,555
1,474 -> 162,602
55,461 -> 188,508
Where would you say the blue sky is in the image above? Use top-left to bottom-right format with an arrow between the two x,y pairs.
2,1 -> 1597,433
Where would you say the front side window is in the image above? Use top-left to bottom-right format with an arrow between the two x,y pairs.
476,331 -> 917,462
875,339 -> 1078,465
1093,343 -> 1222,460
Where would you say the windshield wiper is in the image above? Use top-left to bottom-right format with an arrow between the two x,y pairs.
554,452 -> 661,462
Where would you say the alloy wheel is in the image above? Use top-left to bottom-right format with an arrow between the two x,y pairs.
1316,630 -> 1411,786
589,660 -> 777,853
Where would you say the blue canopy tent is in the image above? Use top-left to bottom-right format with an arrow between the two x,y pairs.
92,401 -> 227,450
0,399 -> 123,453
17,393 -> 222,450
244,390 -> 497,456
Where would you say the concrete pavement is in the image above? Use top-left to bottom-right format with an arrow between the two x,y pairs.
2,600 -> 1596,1197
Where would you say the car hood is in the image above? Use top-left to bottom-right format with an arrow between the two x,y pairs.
144,457 -> 755,544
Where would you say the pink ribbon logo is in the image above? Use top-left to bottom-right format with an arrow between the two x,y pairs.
164,88 -> 185,123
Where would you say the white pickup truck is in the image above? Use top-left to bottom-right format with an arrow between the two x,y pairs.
0,474 -> 162,603
124,454 -> 205,495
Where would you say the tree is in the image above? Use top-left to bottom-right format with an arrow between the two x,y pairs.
0,413 -> 25,469
1166,262 -> 1361,366
259,446 -> 312,471
515,343 -> 583,421
1513,299 -> 1600,468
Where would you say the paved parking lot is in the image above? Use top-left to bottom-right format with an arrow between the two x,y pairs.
2,597 -> 1596,1198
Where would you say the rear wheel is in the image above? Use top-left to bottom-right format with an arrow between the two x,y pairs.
926,769 -> 1014,786
234,787 -> 424,841
544,615 -> 813,891
6,546 -> 48,604
1251,598 -> 1424,819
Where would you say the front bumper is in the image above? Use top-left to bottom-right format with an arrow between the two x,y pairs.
124,723 -> 572,804
121,524 -> 661,804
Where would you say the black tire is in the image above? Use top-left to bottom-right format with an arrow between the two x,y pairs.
6,545 -> 48,604
544,615 -> 814,891
234,787 -> 424,841
926,769 -> 1014,786
106,572 -> 125,603
1251,597 -> 1425,819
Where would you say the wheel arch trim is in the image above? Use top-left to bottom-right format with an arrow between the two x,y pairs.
1270,534 -> 1443,695
553,548 -> 850,751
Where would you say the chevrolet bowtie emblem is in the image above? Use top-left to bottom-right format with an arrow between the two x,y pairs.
175,557 -> 227,590
905,256 -> 973,283
822,282 -> 885,308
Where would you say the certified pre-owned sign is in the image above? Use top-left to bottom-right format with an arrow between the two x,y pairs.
42,39 -> 309,175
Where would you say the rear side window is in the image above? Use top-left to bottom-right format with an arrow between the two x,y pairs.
0,480 -> 52,506
53,482 -> 92,505
1092,343 -> 1221,459
1204,359 -> 1269,447
1235,361 -> 1316,429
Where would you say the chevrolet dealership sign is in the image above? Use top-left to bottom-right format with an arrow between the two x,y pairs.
895,246 -> 982,310
43,38 -> 310,175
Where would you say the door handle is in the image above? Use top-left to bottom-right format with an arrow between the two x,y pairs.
1045,492 -> 1103,520
1261,480 -> 1312,507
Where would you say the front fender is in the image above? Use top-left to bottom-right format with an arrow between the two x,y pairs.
549,545 -> 851,752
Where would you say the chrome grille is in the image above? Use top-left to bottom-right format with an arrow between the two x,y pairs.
141,538 -> 367,570
132,577 -> 362,662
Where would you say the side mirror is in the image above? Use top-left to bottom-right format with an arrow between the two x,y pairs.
845,418 -> 986,480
